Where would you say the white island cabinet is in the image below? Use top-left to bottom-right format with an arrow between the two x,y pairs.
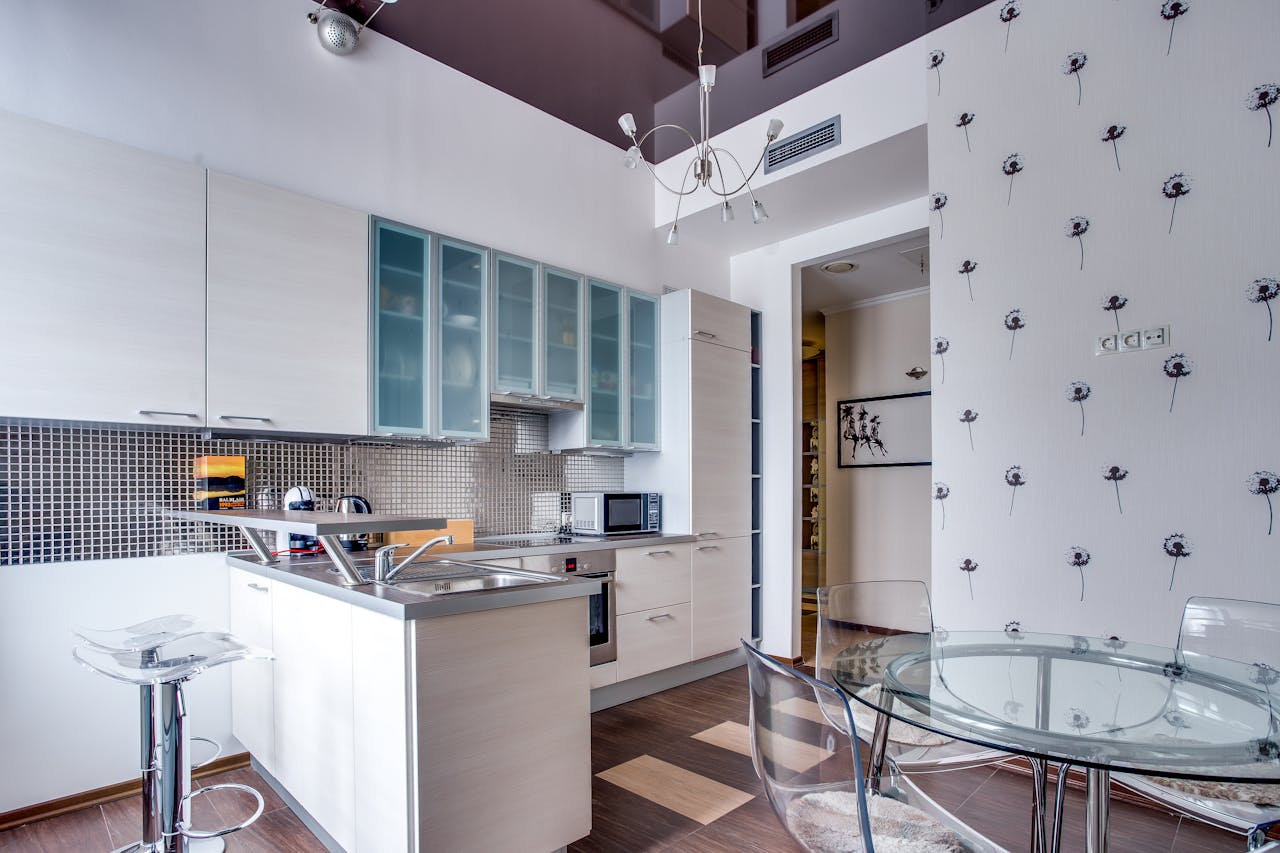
229,567 -> 591,853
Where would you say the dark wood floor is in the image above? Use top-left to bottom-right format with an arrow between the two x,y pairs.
0,667 -> 1246,851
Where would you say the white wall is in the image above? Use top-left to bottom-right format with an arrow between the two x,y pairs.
0,555 -> 231,812
0,0 -> 656,292
730,198 -> 929,658
824,292 -> 932,593
927,1 -> 1280,643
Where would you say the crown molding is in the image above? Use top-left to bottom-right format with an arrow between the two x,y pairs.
819,285 -> 930,316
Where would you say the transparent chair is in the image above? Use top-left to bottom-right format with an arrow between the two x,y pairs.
816,581 -> 1007,772
742,641 -> 1003,852
1114,597 -> 1280,850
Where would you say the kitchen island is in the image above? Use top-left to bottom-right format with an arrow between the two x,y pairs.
226,548 -> 602,853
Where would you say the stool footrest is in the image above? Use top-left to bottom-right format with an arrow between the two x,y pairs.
189,735 -> 223,770
173,783 -> 265,840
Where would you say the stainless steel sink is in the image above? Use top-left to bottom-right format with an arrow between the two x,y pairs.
375,559 -> 562,596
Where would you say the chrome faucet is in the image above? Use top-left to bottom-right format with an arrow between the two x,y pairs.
374,535 -> 454,583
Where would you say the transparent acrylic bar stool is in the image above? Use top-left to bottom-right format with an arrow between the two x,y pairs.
73,615 -> 271,853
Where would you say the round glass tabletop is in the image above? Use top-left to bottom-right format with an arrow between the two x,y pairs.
831,631 -> 1280,782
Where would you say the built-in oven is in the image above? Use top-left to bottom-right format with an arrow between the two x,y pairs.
518,547 -> 616,666
570,492 -> 662,536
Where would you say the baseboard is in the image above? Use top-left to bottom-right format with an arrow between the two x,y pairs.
0,752 -> 250,832
591,650 -> 745,712
769,653 -> 805,667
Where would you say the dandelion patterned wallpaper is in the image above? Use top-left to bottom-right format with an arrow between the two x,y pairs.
927,0 -> 1280,643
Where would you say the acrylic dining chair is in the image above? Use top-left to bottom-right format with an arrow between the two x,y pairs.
1113,596 -> 1280,851
741,640 -> 1003,852
815,580 -> 1007,773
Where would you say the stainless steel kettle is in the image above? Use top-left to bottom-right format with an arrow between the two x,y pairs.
334,495 -> 373,551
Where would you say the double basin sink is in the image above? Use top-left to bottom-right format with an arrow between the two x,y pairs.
343,559 -> 563,597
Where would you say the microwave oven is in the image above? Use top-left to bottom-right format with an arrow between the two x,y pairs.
570,492 -> 662,536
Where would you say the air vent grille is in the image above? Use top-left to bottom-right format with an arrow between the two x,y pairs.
762,12 -> 839,77
764,116 -> 841,174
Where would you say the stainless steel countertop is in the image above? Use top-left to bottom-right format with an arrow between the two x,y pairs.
173,509 -> 447,535
224,532 -> 696,620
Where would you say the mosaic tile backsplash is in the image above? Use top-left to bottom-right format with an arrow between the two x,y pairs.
0,408 -> 623,565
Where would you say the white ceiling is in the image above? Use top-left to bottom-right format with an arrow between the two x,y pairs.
800,229 -> 931,324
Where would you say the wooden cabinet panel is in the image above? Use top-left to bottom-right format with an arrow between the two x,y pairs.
227,568 -> 274,773
615,543 -> 692,614
351,607 -> 412,852
690,536 -> 752,660
616,603 -> 692,681
206,172 -> 369,435
690,342 -> 752,538
270,582 -> 356,851
0,110 -> 206,427
689,291 -> 751,352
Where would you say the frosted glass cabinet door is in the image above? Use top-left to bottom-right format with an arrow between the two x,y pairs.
493,254 -> 537,396
372,219 -> 430,435
587,280 -> 624,447
628,292 -> 660,450
436,238 -> 489,440
542,268 -> 584,401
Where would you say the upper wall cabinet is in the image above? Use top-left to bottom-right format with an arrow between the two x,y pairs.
628,292 -> 660,451
0,110 -> 207,427
542,268 -> 585,402
371,220 -> 490,440
206,173 -> 369,435
492,261 -> 586,404
587,280 -> 625,448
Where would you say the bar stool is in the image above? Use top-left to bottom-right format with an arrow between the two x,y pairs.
73,615 -> 271,853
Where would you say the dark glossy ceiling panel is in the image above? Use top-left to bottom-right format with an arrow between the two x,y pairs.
331,0 -> 992,157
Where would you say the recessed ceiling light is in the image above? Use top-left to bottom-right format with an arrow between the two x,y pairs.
821,261 -> 858,274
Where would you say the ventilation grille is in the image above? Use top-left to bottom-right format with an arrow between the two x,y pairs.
764,116 -> 841,175
762,12 -> 839,77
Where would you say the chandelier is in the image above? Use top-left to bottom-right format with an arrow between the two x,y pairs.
618,0 -> 783,245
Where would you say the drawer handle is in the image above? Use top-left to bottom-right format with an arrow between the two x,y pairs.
646,612 -> 674,622
220,415 -> 273,423
645,549 -> 672,556
696,545 -> 720,551
698,531 -> 719,537
247,583 -> 269,593
693,329 -> 718,339
138,410 -> 200,418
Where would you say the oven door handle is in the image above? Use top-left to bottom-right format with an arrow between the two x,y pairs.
582,574 -> 614,585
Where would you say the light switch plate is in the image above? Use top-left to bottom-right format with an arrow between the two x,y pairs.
1142,325 -> 1170,349
1119,329 -> 1144,352
1095,334 -> 1119,356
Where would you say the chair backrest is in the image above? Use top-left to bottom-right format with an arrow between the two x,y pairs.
1178,596 -> 1280,672
816,581 -> 933,684
742,641 -> 875,852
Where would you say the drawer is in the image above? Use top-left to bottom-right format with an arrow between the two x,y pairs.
616,603 -> 692,681
615,543 -> 692,614
689,291 -> 751,352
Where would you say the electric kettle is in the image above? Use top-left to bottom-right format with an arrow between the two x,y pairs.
334,495 -> 373,551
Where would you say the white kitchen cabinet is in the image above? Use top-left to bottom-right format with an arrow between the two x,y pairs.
0,110 -> 206,427
689,340 -> 752,538
269,582 -> 357,851
690,536 -> 752,660
616,603 -> 692,681
206,172 -> 369,435
688,292 -> 751,353
227,568 -> 275,774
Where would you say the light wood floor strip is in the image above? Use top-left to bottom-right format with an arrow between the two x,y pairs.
596,755 -> 755,826
774,696 -> 832,726
692,720 -> 833,774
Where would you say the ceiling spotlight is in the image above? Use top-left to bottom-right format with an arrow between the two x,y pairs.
666,224 -> 680,246
821,261 -> 859,274
721,201 -> 735,223
751,199 -> 769,224
308,0 -> 396,56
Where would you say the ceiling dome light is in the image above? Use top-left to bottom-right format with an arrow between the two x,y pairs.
821,261 -> 859,274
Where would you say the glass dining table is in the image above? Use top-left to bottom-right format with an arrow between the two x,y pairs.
830,630 -> 1280,853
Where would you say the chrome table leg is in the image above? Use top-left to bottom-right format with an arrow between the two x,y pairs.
1051,763 -> 1068,853
1030,757 -> 1048,853
867,704 -> 892,795
1085,768 -> 1110,853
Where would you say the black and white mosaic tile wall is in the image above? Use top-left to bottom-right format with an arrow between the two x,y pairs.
927,0 -> 1280,642
0,409 -> 623,565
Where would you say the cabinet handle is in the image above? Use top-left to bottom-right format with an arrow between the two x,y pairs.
220,415 -> 273,423
247,583 -> 269,593
138,410 -> 200,419
693,329 -> 718,339
646,612 -> 674,622
645,549 -> 672,556
697,531 -> 719,537
696,545 -> 720,551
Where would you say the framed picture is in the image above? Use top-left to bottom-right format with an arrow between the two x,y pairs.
836,391 -> 931,468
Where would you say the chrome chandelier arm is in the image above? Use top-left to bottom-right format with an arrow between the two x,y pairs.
637,155 -> 701,197
707,146 -> 767,201
634,124 -> 700,153
670,157 -> 700,224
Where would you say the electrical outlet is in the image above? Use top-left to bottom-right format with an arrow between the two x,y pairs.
1143,325 -> 1170,349
1119,329 -> 1144,352
1095,334 -> 1119,356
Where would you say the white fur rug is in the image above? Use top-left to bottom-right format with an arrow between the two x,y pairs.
787,790 -> 970,852
853,686 -> 954,748
1153,773 -> 1280,806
